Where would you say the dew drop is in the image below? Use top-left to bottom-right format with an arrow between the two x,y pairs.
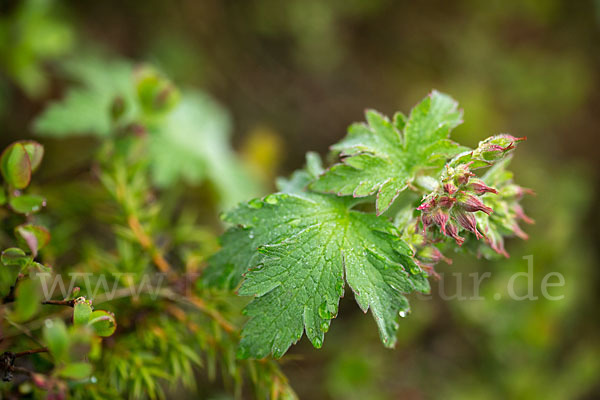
312,337 -> 323,348
318,302 -> 333,319
248,198 -> 263,209
264,194 -> 279,205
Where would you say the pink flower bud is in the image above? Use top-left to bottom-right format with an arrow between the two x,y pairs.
477,135 -> 526,161
512,223 -> 529,240
453,210 -> 483,239
443,182 -> 458,194
437,196 -> 456,209
454,164 -> 474,185
446,221 -> 464,246
417,200 -> 434,211
486,235 -> 509,258
513,204 -> 534,224
468,179 -> 498,195
432,209 -> 449,234
420,215 -> 432,233
458,193 -> 493,214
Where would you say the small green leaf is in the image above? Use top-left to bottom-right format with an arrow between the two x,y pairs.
1,247 -> 32,267
15,224 -> 51,256
43,319 -> 69,362
1,142 -> 32,189
13,278 -> 42,321
28,261 -> 52,274
73,297 -> 93,326
58,362 -> 93,380
9,194 -> 46,215
0,189 -> 6,206
88,310 -> 117,337
21,141 -> 44,173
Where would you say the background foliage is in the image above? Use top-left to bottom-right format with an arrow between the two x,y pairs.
1,0 -> 599,399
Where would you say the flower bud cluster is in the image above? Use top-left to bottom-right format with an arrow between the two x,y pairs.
474,178 -> 534,257
417,163 -> 497,245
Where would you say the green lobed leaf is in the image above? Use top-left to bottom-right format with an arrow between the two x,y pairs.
204,152 -> 324,289
216,191 -> 429,359
9,194 -> 46,214
148,91 -> 261,208
33,57 -> 137,137
311,91 -> 466,214
33,56 -> 261,205
1,142 -> 32,189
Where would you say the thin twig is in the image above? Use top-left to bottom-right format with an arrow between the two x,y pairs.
14,348 -> 48,358
41,299 -> 75,307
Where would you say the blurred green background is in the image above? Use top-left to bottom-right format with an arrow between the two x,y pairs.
1,0 -> 599,398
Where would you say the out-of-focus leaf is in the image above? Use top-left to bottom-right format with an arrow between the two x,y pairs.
0,142 -> 31,189
15,224 -> 51,256
0,266 -> 20,298
33,58 -> 137,137
88,310 -> 117,337
0,0 -> 74,97
149,92 -> 262,208
43,319 -> 69,362
59,362 -> 93,380
9,194 -> 46,214
13,278 -> 42,321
